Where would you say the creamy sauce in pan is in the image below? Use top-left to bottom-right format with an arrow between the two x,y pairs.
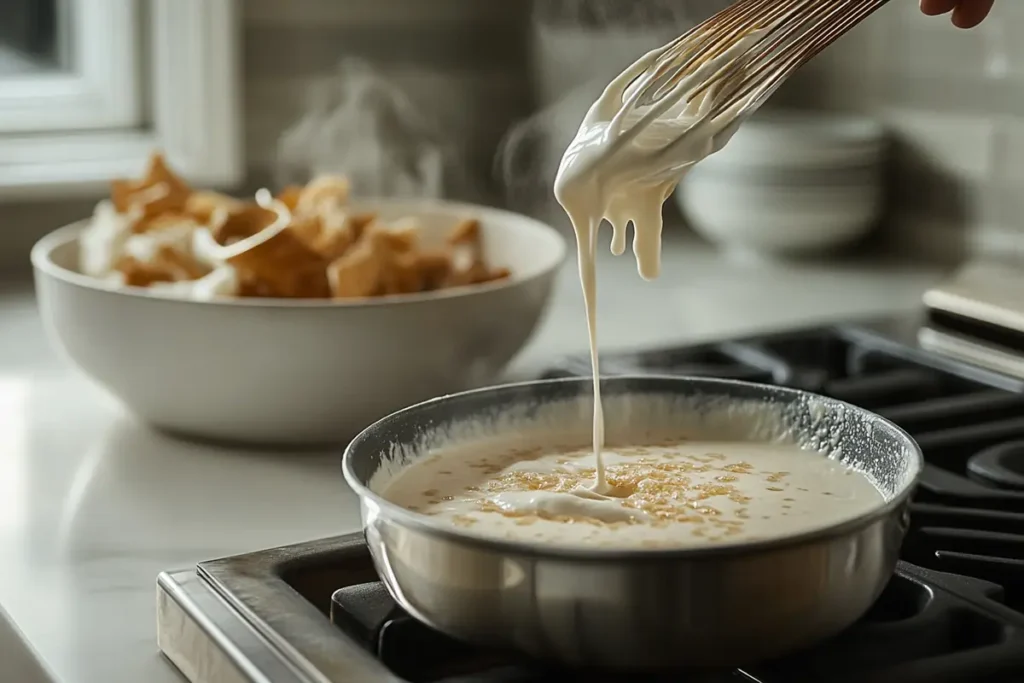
380,440 -> 884,549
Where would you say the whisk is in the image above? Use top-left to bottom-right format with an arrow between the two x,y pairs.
618,0 -> 889,147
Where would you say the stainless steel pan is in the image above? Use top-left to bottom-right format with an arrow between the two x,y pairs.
342,376 -> 922,670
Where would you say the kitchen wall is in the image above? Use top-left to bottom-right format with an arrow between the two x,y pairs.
0,0 -> 532,274
778,1 -> 1024,263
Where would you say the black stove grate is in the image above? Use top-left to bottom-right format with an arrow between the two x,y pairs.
331,566 -> 1024,682
328,325 -> 1024,682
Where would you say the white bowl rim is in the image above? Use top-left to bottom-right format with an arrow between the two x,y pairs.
680,175 -> 882,194
31,198 -> 568,310
741,110 -> 887,144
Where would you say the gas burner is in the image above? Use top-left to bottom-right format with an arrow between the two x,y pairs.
158,317 -> 1024,683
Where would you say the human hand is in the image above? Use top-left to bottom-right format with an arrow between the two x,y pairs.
920,0 -> 995,29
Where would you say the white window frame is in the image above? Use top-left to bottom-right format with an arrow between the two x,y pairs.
0,0 -> 140,133
0,0 -> 242,199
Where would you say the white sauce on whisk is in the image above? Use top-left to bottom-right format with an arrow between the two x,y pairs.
554,31 -> 771,494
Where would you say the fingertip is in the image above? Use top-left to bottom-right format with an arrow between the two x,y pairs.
951,0 -> 995,29
920,0 -> 958,16
950,16 -> 980,29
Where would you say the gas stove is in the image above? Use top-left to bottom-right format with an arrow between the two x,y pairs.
157,316 -> 1024,683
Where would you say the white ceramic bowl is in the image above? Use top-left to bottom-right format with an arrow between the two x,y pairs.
677,171 -> 883,259
700,110 -> 887,172
32,199 -> 567,446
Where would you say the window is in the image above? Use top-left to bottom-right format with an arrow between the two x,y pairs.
0,0 -> 242,198
0,1 -> 68,78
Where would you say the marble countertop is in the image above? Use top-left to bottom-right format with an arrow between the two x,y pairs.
0,238 -> 945,683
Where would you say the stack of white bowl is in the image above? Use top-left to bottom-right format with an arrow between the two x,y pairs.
676,110 -> 888,262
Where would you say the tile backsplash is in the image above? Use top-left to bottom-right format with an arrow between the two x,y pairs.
4,0 -> 1022,273
778,1 -> 1024,263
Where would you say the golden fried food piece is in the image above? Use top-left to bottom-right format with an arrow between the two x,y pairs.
447,218 -> 481,248
137,212 -> 194,232
275,185 -> 304,212
481,266 -> 512,284
325,221 -> 426,298
413,249 -> 454,291
296,174 -> 351,215
306,211 -> 377,262
369,224 -> 424,296
445,263 -> 512,288
94,154 -> 512,300
117,258 -> 175,288
377,254 -> 423,296
285,214 -> 329,253
117,246 -> 207,287
212,204 -> 279,246
341,211 -> 377,243
327,236 -> 386,299
377,219 -> 419,254
186,191 -> 246,225
442,218 -> 509,287
236,271 -> 278,298
225,228 -> 331,299
308,222 -> 356,262
111,152 -> 192,233
447,218 -> 484,268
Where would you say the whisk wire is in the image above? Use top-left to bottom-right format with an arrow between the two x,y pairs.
629,0 -> 890,119
641,0 -> 780,106
608,0 -> 891,177
706,0 -> 888,118
693,0 -> 829,102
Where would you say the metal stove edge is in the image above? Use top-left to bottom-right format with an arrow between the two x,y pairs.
157,532 -> 396,683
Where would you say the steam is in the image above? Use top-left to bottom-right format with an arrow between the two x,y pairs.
495,84 -> 602,220
275,59 -> 470,201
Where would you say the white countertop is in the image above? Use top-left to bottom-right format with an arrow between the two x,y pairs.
0,238 -> 944,683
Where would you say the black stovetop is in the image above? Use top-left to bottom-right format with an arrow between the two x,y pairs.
324,322 -> 1024,683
